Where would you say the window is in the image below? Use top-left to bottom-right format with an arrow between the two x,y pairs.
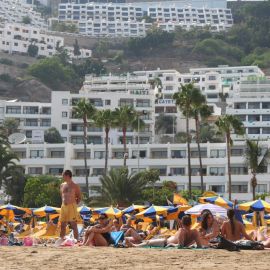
262,127 -> 270,134
256,184 -> 267,193
231,166 -> 248,175
170,168 -> 185,175
237,115 -> 246,121
62,99 -> 68,105
209,167 -> 225,176
40,119 -> 51,127
26,130 -> 32,138
231,184 -> 248,193
71,136 -> 83,144
248,115 -> 260,122
119,99 -> 133,107
50,151 -> 64,158
62,124 -> 67,130
28,167 -> 42,174
94,151 -> 105,159
248,102 -> 260,109
210,149 -> 226,158
191,150 -> 207,158
262,115 -> 270,121
262,102 -> 270,109
48,168 -> 63,175
208,85 -> 216,90
76,151 -> 90,159
248,127 -> 260,134
6,106 -> 21,114
23,106 -> 39,114
136,99 -> 150,107
151,150 -> 167,159
14,151 -> 26,158
150,167 -> 167,176
191,167 -> 207,176
112,151 -> 124,159
210,185 -> 225,193
92,168 -> 105,176
88,136 -> 102,144
25,119 -> 38,126
75,169 -> 90,176
105,100 -> 111,105
30,150 -> 44,158
62,111 -> 68,117
234,103 -> 246,109
171,150 -> 186,158
231,148 -> 244,156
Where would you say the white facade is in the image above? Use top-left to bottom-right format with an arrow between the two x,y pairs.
0,23 -> 92,58
0,0 -> 47,28
58,2 -> 233,37
10,140 -> 270,200
226,76 -> 270,140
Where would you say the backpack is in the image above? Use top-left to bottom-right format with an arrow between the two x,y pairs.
210,235 -> 239,252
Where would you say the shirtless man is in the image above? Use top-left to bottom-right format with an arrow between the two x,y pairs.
221,209 -> 252,241
127,215 -> 202,248
58,170 -> 81,243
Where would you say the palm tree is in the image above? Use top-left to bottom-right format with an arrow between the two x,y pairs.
94,109 -> 116,175
190,91 -> 212,193
98,168 -> 149,207
113,106 -> 144,166
173,83 -> 196,199
215,115 -> 245,200
73,98 -> 96,197
155,114 -> 175,135
245,140 -> 269,200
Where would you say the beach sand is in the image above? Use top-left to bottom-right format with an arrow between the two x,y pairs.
0,246 -> 268,270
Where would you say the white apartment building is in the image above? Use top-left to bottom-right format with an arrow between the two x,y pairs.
226,76 -> 270,140
57,2 -> 233,37
51,73 -> 155,145
9,140 -> 270,200
0,0 -> 47,29
0,23 -> 92,58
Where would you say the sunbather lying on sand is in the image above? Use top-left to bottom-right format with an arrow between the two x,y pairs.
126,215 -> 202,248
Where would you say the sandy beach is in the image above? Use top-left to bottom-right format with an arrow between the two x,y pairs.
0,246 -> 268,270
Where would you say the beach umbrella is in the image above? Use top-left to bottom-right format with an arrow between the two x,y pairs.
238,199 -> 270,212
93,206 -> 122,218
0,204 -> 32,218
33,206 -> 60,217
184,203 -> 227,217
122,204 -> 147,214
78,205 -> 92,215
135,205 -> 180,218
245,213 -> 270,220
199,196 -> 233,209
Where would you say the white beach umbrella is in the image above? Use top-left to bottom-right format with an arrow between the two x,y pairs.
185,203 -> 227,217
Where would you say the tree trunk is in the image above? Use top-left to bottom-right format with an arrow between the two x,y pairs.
123,127 -> 127,167
186,115 -> 192,199
226,132 -> 232,201
251,174 -> 257,201
195,115 -> 204,193
105,127 -> 109,175
83,116 -> 89,197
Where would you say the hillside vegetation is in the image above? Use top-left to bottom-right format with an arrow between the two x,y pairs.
0,1 -> 270,101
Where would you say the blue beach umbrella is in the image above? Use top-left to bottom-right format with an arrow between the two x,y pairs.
238,199 -> 270,212
201,196 -> 233,209
93,206 -> 122,218
33,205 -> 60,217
122,204 -> 147,214
78,205 -> 92,215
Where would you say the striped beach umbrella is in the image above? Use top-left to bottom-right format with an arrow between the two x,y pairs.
0,204 -> 32,217
238,199 -> 270,212
122,204 -> 147,214
78,205 -> 92,215
93,206 -> 122,218
185,203 -> 228,217
200,196 -> 233,209
33,206 -> 60,217
135,205 -> 178,218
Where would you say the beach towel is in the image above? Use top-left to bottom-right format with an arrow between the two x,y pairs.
110,231 -> 124,247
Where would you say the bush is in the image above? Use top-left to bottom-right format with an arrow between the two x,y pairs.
0,74 -> 13,82
0,58 -> 13,65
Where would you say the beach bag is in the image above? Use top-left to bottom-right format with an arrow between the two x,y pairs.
210,235 -> 239,251
0,236 -> 9,246
23,237 -> 33,246
234,240 -> 264,250
60,237 -> 76,247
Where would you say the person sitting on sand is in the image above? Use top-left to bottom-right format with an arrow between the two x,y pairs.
199,211 -> 220,246
111,219 -> 121,232
221,209 -> 252,242
120,218 -> 134,232
82,214 -> 113,247
126,215 -> 202,248
252,228 -> 270,248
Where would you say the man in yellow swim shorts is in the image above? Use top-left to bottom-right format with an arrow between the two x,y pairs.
59,170 -> 81,242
